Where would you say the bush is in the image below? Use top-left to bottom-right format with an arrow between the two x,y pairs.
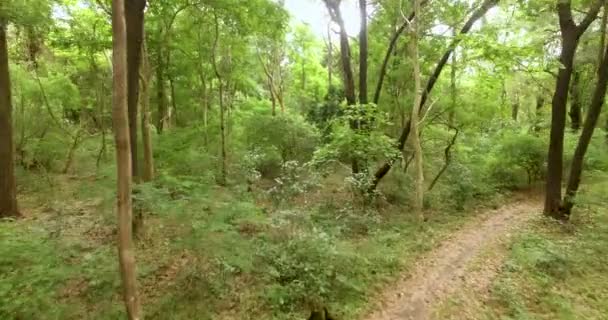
486,131 -> 546,188
238,105 -> 320,178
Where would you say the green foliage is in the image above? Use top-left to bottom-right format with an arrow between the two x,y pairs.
238,104 -> 320,178
486,131 -> 547,188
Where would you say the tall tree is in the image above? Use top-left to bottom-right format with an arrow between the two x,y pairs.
544,0 -> 602,218
111,0 -> 141,317
125,0 -> 146,181
410,0 -> 424,219
358,0 -> 368,105
212,12 -> 227,185
561,43 -> 608,217
0,20 -> 20,218
323,0 -> 360,173
371,0 -> 499,189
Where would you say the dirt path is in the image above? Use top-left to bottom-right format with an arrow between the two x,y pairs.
362,192 -> 541,320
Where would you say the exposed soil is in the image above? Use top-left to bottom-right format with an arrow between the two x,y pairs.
362,192 -> 541,320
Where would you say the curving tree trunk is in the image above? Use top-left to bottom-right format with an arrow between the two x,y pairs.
0,21 -> 20,218
561,43 -> 608,217
544,0 -> 601,219
371,0 -> 498,190
111,0 -> 142,318
410,0 -> 424,220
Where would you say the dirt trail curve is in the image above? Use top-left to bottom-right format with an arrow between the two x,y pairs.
363,192 -> 541,320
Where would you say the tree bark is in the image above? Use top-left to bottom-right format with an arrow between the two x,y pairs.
212,13 -> 227,185
428,128 -> 459,191
544,0 -> 601,219
0,21 -> 20,218
371,0 -> 498,190
561,44 -> 608,216
125,0 -> 146,181
156,30 -> 167,134
373,1 -> 427,105
569,69 -> 582,131
512,94 -> 519,121
410,0 -> 424,220
111,0 -> 142,318
141,41 -> 154,182
323,0 -> 360,174
358,0 -> 368,105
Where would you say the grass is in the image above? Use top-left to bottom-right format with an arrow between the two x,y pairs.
475,174 -> 608,320
0,162 -> 504,320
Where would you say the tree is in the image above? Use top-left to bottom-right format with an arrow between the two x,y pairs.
0,19 -> 20,218
371,0 -> 499,189
111,0 -> 141,317
544,0 -> 602,218
561,42 -> 608,217
409,0 -> 424,219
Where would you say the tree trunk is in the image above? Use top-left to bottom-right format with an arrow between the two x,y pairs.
545,33 -> 577,218
449,26 -> 457,125
370,0 -> 498,190
0,21 -> 20,218
212,13 -> 227,185
125,0 -> 146,181
410,0 -> 424,220
373,3 -> 425,105
111,0 -> 142,318
561,44 -> 608,216
569,69 -> 582,131
327,23 -> 333,87
156,34 -> 167,134
534,94 -> 545,132
168,51 -> 177,126
544,0 -> 601,218
141,42 -> 154,182
511,94 -> 519,121
358,0 -> 368,105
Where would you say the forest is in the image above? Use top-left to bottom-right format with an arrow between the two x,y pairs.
1,0 -> 608,319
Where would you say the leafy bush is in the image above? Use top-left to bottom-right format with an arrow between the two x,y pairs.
238,105 -> 320,178
486,131 -> 546,188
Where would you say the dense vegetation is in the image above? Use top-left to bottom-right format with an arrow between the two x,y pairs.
1,0 -> 607,319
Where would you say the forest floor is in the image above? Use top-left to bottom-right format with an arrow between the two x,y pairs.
362,190 -> 542,320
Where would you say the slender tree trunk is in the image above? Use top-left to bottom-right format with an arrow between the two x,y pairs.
371,0 -> 498,190
111,0 -> 141,318
359,0 -> 368,105
569,69 -> 582,131
544,0 -> 601,218
212,13 -> 227,185
0,21 -> 20,218
168,51 -> 177,126
534,95 -> 545,132
512,94 -> 519,121
323,0 -> 360,174
327,23 -> 333,87
449,26 -> 457,125
410,0 -> 424,220
125,0 -> 146,181
561,44 -> 608,216
141,42 -> 154,182
373,2 -> 425,105
156,33 -> 167,134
